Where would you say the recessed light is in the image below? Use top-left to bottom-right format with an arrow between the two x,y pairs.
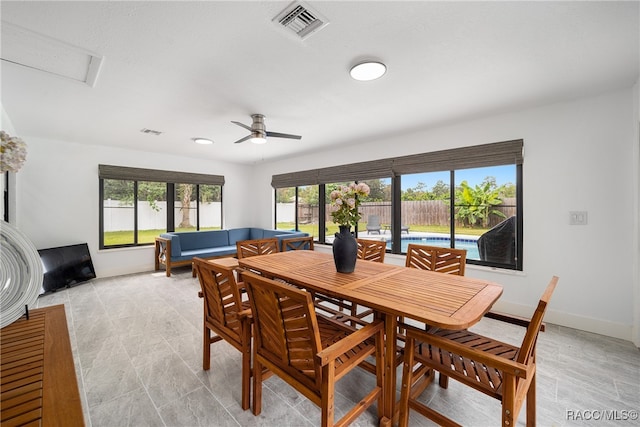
350,61 -> 386,81
192,137 -> 213,145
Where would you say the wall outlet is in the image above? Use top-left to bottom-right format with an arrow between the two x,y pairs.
569,211 -> 588,225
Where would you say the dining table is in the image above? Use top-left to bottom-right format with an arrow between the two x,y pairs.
238,250 -> 503,426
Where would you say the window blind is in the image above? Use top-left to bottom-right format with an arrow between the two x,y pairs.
99,165 -> 225,186
392,140 -> 523,175
271,139 -> 523,188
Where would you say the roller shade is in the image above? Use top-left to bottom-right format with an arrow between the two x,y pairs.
316,158 -> 393,183
392,140 -> 523,175
271,139 -> 523,188
99,165 -> 224,186
271,169 -> 319,188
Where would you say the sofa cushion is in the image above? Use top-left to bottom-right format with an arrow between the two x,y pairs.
176,246 -> 237,261
177,230 -> 229,251
228,228 -> 251,245
160,233 -> 181,257
249,228 -> 264,240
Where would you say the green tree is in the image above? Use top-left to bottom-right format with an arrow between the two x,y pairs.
177,184 -> 194,228
455,179 -> 506,228
431,180 -> 450,200
360,179 -> 388,202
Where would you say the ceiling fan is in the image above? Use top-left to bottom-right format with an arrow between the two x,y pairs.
231,114 -> 302,144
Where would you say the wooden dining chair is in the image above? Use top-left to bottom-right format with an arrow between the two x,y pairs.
398,276 -> 558,427
356,238 -> 387,263
281,235 -> 314,251
192,257 -> 253,410
236,237 -> 279,259
405,243 -> 466,275
241,271 -> 385,427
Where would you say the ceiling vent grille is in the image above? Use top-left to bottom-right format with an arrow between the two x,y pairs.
273,2 -> 329,40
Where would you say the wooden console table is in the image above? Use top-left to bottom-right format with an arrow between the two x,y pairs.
1,304 -> 84,426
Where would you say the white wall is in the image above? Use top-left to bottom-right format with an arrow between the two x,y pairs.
15,139 -> 253,277
252,88 -> 639,343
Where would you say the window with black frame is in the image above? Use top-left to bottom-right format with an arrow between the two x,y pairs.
272,140 -> 523,271
99,165 -> 224,249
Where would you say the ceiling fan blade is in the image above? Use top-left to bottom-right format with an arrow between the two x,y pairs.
266,131 -> 302,140
231,121 -> 252,131
233,135 -> 252,144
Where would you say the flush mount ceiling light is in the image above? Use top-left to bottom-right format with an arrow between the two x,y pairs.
192,137 -> 213,145
350,61 -> 386,81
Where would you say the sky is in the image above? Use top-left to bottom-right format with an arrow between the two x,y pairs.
400,165 -> 516,191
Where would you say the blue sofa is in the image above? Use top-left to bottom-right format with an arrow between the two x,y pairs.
154,228 -> 308,276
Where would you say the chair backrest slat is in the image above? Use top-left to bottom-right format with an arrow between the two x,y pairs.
193,258 -> 244,342
243,271 -> 323,389
281,236 -> 314,251
516,276 -> 558,365
236,238 -> 279,259
405,244 -> 466,276
356,238 -> 387,263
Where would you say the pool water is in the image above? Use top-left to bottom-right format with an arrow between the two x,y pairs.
385,237 -> 480,260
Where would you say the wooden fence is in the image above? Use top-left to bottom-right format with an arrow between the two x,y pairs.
298,199 -> 515,228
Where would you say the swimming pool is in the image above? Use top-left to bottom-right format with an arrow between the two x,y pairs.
385,237 -> 480,260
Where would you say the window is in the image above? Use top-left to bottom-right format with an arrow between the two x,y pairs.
99,165 -> 224,249
400,165 -> 519,269
275,185 -> 320,239
272,140 -> 523,271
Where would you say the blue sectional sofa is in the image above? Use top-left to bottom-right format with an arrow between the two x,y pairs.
154,228 -> 308,276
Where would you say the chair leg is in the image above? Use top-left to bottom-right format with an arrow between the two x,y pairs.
203,327 -> 211,370
320,362 -> 336,427
502,375 -> 516,427
252,358 -> 263,416
527,372 -> 536,426
241,351 -> 251,411
398,336 -> 416,427
439,372 -> 449,388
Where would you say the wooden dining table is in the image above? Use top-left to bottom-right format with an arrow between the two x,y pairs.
238,250 -> 503,426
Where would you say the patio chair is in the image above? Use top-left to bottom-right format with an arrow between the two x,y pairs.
366,215 -> 382,234
236,238 -> 279,259
193,257 -> 253,410
281,235 -> 314,251
405,244 -> 466,276
242,271 -> 384,426
398,276 -> 558,427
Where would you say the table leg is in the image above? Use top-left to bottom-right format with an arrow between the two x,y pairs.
379,312 -> 397,427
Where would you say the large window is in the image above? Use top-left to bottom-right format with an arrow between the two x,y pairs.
272,140 -> 523,270
99,165 -> 223,249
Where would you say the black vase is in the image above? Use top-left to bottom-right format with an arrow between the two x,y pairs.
333,225 -> 357,273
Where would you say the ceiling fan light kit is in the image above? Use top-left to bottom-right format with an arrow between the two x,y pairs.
350,61 -> 386,81
193,137 -> 214,145
231,114 -> 301,144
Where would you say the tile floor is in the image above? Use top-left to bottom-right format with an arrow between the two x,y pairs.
36,267 -> 640,427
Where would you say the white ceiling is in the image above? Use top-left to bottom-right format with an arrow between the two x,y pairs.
1,1 -> 638,165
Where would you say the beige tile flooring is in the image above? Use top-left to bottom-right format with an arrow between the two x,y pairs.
36,267 -> 640,427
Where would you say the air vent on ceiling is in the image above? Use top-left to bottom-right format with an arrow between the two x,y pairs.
1,21 -> 103,87
273,2 -> 329,40
140,128 -> 162,136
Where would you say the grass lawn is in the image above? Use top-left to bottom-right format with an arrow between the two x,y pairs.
104,227 -> 220,246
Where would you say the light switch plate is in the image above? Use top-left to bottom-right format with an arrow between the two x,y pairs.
569,211 -> 588,225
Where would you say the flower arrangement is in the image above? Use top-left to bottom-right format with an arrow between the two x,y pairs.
0,131 -> 28,173
329,182 -> 370,228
